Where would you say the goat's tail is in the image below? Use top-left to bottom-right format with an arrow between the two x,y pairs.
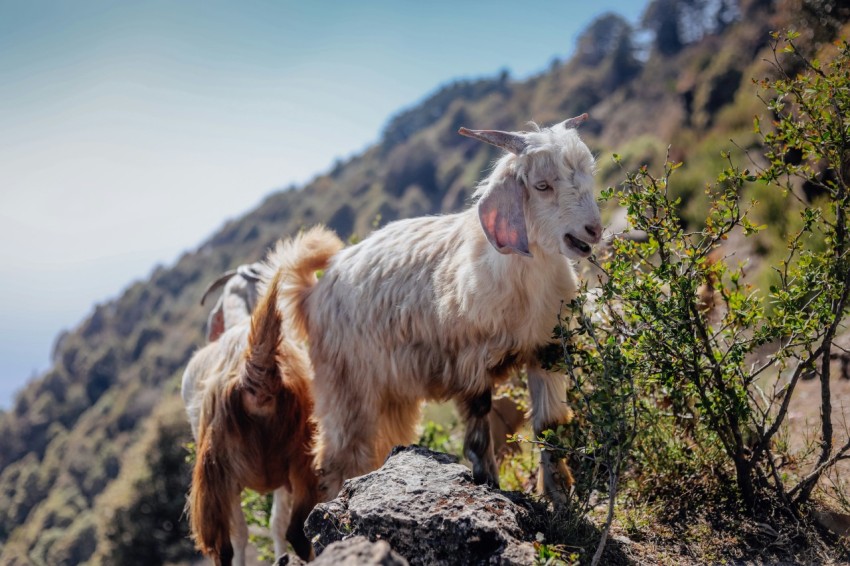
189,421 -> 234,561
243,269 -> 284,398
264,225 -> 344,339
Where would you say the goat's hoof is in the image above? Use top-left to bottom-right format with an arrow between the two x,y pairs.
546,482 -> 570,508
472,468 -> 500,489
539,458 -> 573,507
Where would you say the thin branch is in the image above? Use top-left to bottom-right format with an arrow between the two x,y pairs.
789,436 -> 850,502
751,345 -> 824,466
591,459 -> 619,566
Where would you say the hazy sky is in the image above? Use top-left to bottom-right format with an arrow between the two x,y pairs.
0,1 -> 645,408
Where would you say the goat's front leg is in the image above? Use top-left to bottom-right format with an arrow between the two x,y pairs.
227,495 -> 248,566
286,469 -> 320,561
270,487 -> 293,558
460,389 -> 499,487
527,362 -> 574,507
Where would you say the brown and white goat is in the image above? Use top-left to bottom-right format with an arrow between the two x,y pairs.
182,241 -> 337,564
274,116 -> 601,505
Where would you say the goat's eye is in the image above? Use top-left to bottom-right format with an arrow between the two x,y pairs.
534,181 -> 551,192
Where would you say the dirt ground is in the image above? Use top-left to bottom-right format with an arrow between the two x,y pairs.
784,357 -> 850,510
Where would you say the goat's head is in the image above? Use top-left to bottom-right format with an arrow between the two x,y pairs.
460,114 -> 602,260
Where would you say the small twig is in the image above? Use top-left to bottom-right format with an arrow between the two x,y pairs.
591,458 -> 619,566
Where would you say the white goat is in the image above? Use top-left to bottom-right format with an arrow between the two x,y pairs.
276,115 -> 602,504
201,263 -> 263,342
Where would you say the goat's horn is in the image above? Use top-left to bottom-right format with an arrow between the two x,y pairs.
558,113 -> 589,130
458,127 -> 527,155
236,263 -> 262,282
199,269 -> 238,306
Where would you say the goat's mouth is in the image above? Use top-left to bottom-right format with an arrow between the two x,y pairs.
564,233 -> 592,257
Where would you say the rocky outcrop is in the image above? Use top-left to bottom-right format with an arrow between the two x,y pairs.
305,446 -> 546,565
277,536 -> 408,566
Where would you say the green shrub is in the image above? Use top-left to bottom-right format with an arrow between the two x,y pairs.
538,33 -> 850,563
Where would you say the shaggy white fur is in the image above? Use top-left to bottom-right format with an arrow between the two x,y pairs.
276,116 -> 602,505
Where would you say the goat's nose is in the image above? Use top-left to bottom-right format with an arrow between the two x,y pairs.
584,223 -> 602,243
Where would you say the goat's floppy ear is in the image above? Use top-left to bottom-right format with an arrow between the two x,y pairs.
207,307 -> 225,342
477,171 -> 531,257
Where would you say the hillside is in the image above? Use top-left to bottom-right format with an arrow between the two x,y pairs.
1,0 -> 848,563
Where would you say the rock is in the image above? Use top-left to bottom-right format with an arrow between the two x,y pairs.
306,445 -> 544,565
276,536 -> 407,566
275,553 -> 306,566
319,536 -> 408,565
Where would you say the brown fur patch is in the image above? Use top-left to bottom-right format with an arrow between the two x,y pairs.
186,268 -> 320,562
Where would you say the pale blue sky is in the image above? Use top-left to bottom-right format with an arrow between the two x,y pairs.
0,1 -> 646,408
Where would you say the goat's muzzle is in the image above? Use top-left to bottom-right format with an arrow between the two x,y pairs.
564,233 -> 592,257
